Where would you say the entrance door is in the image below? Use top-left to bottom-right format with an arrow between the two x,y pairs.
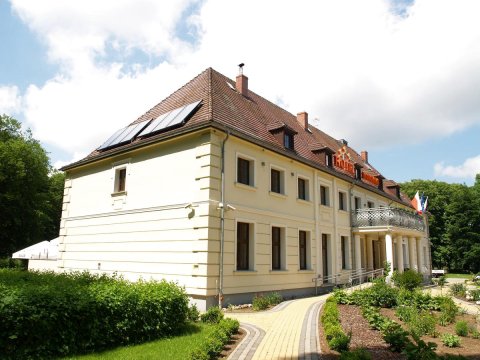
322,234 -> 329,282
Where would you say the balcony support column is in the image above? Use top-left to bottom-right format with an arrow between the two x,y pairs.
396,235 -> 404,273
385,232 -> 394,281
416,238 -> 424,274
408,237 -> 417,271
366,236 -> 374,270
354,234 -> 362,274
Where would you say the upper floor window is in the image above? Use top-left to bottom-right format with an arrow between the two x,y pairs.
270,167 -> 285,194
298,177 -> 310,201
114,167 -> 127,193
326,153 -> 333,168
237,156 -> 254,186
339,191 -> 347,211
367,201 -> 375,209
320,185 -> 330,206
354,196 -> 362,211
284,132 -> 294,150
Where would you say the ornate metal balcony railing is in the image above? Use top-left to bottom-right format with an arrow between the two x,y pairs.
351,207 -> 426,232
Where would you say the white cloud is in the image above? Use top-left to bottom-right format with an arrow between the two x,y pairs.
0,85 -> 21,114
8,0 -> 480,164
434,155 -> 480,179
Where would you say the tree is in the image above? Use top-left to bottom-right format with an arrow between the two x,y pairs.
400,178 -> 480,273
0,114 -> 64,257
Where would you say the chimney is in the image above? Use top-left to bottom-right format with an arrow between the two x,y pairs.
361,151 -> 368,163
236,63 -> 248,96
297,112 -> 308,130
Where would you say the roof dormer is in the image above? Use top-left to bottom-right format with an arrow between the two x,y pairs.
268,123 -> 297,151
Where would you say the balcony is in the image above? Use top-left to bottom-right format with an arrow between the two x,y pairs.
352,207 -> 426,232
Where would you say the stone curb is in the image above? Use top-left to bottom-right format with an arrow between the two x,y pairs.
228,322 -> 265,360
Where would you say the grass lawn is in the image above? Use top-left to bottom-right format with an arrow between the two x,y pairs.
63,322 -> 215,360
445,273 -> 471,279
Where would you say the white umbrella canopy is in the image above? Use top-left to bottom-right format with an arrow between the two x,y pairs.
12,238 -> 59,260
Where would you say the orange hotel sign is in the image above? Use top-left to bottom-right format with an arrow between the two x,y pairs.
333,146 -> 380,186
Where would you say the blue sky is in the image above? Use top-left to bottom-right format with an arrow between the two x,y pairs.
1,0 -> 479,186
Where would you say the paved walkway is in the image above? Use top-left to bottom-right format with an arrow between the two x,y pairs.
424,286 -> 480,315
226,294 -> 329,360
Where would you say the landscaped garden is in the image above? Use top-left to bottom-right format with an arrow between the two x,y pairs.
0,269 -> 239,360
319,270 -> 480,359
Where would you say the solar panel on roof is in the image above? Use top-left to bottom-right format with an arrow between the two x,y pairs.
97,118 -> 151,151
138,100 -> 201,138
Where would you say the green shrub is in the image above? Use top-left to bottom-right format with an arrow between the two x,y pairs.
369,281 -> 398,308
436,297 -> 458,325
187,304 -> 200,322
329,332 -> 351,352
392,270 -> 423,291
0,269 -> 189,359
442,333 -> 461,347
252,292 -> 283,311
333,288 -> 350,304
471,329 -> 480,339
450,283 -> 467,297
382,322 -> 410,352
469,289 -> 480,301
190,318 -> 239,360
395,305 -> 416,323
403,334 -> 438,360
339,348 -> 372,360
200,306 -> 224,324
408,310 -> 437,338
0,258 -> 25,269
321,298 -> 350,353
455,321 -> 468,337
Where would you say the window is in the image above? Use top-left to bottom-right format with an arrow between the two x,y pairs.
320,185 -> 330,206
237,222 -> 251,270
237,157 -> 254,186
338,191 -> 347,211
114,167 -> 127,193
299,230 -> 308,270
272,227 -> 281,270
270,167 -> 284,194
367,201 -> 374,209
354,196 -> 362,211
298,177 -> 309,200
326,153 -> 333,168
341,236 -> 349,269
355,165 -> 362,180
284,132 -> 294,150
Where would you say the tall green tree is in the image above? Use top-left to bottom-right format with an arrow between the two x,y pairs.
0,114 -> 64,257
400,178 -> 480,272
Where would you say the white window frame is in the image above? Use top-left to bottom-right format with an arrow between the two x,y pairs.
235,152 -> 256,188
297,174 -> 311,201
338,190 -> 348,211
269,164 -> 286,196
270,224 -> 287,271
320,184 -> 330,207
235,219 -> 256,271
298,229 -> 312,271
112,160 -> 130,195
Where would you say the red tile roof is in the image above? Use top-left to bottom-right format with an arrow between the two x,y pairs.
62,67 -> 412,207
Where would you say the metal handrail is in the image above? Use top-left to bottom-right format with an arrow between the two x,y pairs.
346,268 -> 384,289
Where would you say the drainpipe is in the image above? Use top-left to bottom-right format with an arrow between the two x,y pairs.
218,130 -> 230,309
349,182 -> 356,270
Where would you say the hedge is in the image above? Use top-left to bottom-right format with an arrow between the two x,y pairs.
190,318 -> 240,360
0,269 -> 189,359
321,297 -> 351,352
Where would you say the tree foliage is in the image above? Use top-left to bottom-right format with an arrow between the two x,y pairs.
400,177 -> 480,272
0,114 -> 65,257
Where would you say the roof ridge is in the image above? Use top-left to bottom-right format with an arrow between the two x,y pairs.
130,67 -> 212,126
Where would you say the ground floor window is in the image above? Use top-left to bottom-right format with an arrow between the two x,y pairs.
299,230 -> 307,270
272,227 -> 281,270
341,236 -> 349,269
237,222 -> 250,270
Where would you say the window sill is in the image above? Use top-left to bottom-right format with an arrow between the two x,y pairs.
234,182 -> 257,191
269,269 -> 288,273
111,191 -> 127,197
233,270 -> 257,274
298,269 -> 314,273
296,198 -> 312,205
269,191 -> 287,199
320,204 -> 331,209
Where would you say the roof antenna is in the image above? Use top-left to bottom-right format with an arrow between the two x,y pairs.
238,63 -> 245,75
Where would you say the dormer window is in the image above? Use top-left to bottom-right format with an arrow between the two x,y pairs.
354,164 -> 363,180
268,123 -> 297,151
284,132 -> 294,150
326,153 -> 333,167
311,145 -> 335,168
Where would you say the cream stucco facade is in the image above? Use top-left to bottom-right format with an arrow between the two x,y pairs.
58,129 -> 430,310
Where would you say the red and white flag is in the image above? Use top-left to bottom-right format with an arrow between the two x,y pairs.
411,191 -> 422,214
